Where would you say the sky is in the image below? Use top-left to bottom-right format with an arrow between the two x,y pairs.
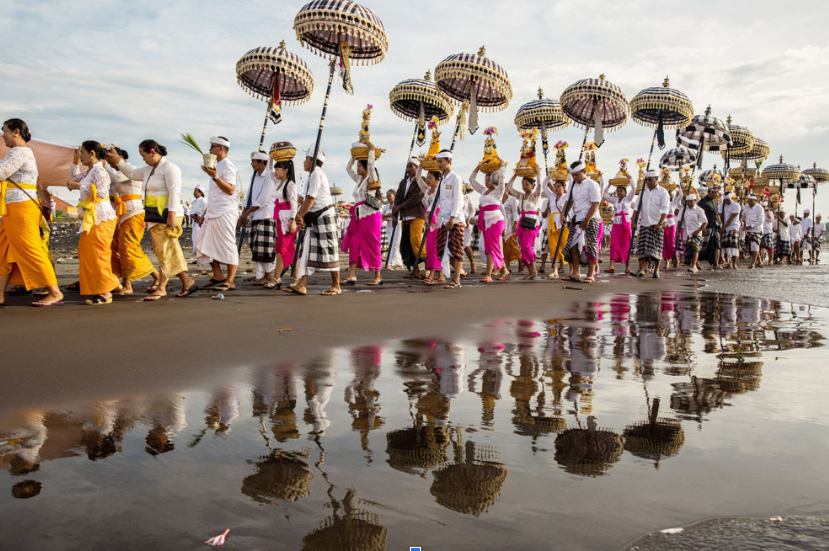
3,0 -> 829,214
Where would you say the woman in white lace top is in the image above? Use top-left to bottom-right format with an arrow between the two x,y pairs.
0,118 -> 63,307
507,165 -> 543,280
469,162 -> 509,282
342,144 -> 383,286
66,141 -> 119,304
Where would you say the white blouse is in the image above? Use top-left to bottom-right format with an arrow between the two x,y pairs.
502,196 -> 519,236
415,169 -> 439,226
0,147 -> 38,205
469,166 -> 506,230
118,157 -> 183,226
105,166 -> 143,223
346,156 -> 380,219
273,178 -> 298,233
602,181 -> 635,226
71,162 -> 117,226
190,196 -> 207,219
248,169 -> 276,221
508,176 -> 542,214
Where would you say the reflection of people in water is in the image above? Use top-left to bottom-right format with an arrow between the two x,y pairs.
1,412 -> 47,499
144,393 -> 187,455
565,326 -> 599,414
79,400 -> 121,460
205,387 -> 240,438
304,351 -> 336,438
468,343 -> 505,427
345,346 -> 385,463
252,365 -> 300,442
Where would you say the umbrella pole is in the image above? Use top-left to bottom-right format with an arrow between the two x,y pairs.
386,122 -> 419,268
623,129 -> 659,267
812,185 -> 817,262
541,122 -> 549,173
286,60 -> 336,278
550,118 -> 593,273
238,100 -> 273,254
411,111 -> 465,273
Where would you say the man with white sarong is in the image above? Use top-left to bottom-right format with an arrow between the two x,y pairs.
800,209 -> 815,263
742,194 -> 764,268
561,161 -> 602,282
719,192 -> 742,269
196,136 -> 241,291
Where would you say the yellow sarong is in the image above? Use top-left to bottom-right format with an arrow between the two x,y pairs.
150,217 -> 187,278
78,218 -> 119,295
409,217 -> 426,259
504,235 -> 521,263
548,224 -> 570,265
112,212 -> 155,282
114,193 -> 142,216
0,200 -> 57,289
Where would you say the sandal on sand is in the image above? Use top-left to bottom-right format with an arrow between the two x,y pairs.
342,280 -> 357,286
583,277 -> 596,283
480,277 -> 494,283
66,281 -> 80,291
422,277 -> 436,285
263,282 -> 281,289
497,274 -> 511,281
203,278 -> 226,288
144,293 -> 167,302
321,289 -> 342,296
283,286 -> 306,296
214,284 -> 235,292
606,268 -> 615,273
85,295 -> 112,306
561,276 -> 581,282
444,281 -> 462,289
366,280 -> 384,286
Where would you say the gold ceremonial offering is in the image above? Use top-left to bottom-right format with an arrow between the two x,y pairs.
549,141 -> 569,183
514,129 -> 539,178
479,127 -> 504,174
609,158 -> 632,187
584,142 -> 601,179
659,168 -> 677,192
351,104 -> 384,161
269,141 -> 297,162
419,116 -> 442,172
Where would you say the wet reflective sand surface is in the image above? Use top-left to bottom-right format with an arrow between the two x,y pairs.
2,291 -> 828,550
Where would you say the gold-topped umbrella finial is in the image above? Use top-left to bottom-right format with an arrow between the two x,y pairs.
705,105 -> 712,116
278,40 -> 286,49
538,86 -> 544,99
663,76 -> 670,87
424,69 -> 431,81
478,45 -> 487,57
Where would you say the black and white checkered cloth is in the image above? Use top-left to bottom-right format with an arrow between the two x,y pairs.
236,46 -> 313,104
659,146 -> 697,170
307,209 -> 340,270
776,236 -> 792,259
295,0 -> 388,61
699,168 -> 724,184
435,51 -> 512,108
637,225 -> 664,259
563,218 -> 601,262
678,112 -> 732,152
515,98 -> 569,132
560,77 -> 628,129
746,231 -> 761,249
761,233 -> 775,250
722,230 -> 739,250
249,219 -> 276,262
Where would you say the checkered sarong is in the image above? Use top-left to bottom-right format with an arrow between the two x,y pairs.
248,219 -> 276,262
776,236 -> 791,259
563,217 -> 600,262
761,233 -> 775,251
685,234 -> 702,254
637,225 -> 664,260
722,230 -> 739,250
307,208 -> 340,270
437,223 -> 464,261
746,232 -> 761,249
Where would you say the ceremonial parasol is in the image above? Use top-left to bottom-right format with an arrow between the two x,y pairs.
698,166 -> 725,185
803,162 -> 829,254
678,106 -> 732,169
430,436 -> 507,516
551,74 -> 629,272
290,0 -> 389,273
302,488 -> 388,551
720,116 -> 756,203
386,70 -> 453,267
385,424 -> 450,476
658,146 -> 698,255
762,156 -> 800,226
514,87 -> 569,171
235,41 -> 314,252
241,452 -> 314,503
412,46 -> 512,267
623,397 -> 685,468
553,414 -> 624,477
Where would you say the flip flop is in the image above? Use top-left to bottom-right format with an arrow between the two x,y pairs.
203,278 -> 227,288
497,274 -> 511,281
560,276 -> 580,282
342,280 -> 357,286
177,285 -> 200,298
583,277 -> 596,283
213,284 -> 236,291
144,293 -> 167,301
66,282 -> 80,291
32,300 -> 64,307
85,295 -> 113,306
263,282 -> 281,289
480,277 -> 494,283
366,281 -> 384,286
605,268 -> 615,273
283,286 -> 306,296
321,289 -> 342,296
443,281 -> 462,289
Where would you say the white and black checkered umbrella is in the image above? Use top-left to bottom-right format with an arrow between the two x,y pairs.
803,163 -> 829,183
514,89 -> 569,132
659,146 -> 697,170
560,74 -> 628,131
389,70 -> 454,124
630,77 -> 693,130
722,116 -> 755,156
293,0 -> 389,63
677,106 -> 732,152
236,42 -> 314,105
698,166 -> 725,184
793,173 -> 817,189
761,156 -> 801,183
434,46 -> 513,111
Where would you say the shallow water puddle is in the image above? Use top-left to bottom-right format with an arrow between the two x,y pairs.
1,291 -> 828,550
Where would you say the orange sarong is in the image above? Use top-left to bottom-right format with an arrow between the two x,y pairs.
0,200 -> 57,289
78,218 -> 119,295
504,234 -> 521,264
548,225 -> 570,264
111,213 -> 155,282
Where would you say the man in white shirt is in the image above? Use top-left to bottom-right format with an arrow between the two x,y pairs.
800,209 -> 815,263
239,151 -> 277,287
814,214 -> 825,263
742,194 -> 764,268
681,194 -> 708,272
462,185 -> 478,274
561,161 -> 602,282
434,150 -> 465,289
789,214 -> 803,264
197,136 -> 241,291
288,148 -> 341,296
633,169 -> 670,278
719,192 -> 742,269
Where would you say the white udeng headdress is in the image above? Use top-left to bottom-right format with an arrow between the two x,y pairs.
250,151 -> 268,161
568,161 -> 586,173
435,151 -> 453,160
644,169 -> 659,179
210,136 -> 230,148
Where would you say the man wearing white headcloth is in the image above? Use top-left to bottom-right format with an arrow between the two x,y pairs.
681,193 -> 708,272
800,208 -> 814,264
196,136 -> 241,290
287,148 -> 341,296
190,184 -> 207,259
434,150 -> 466,289
719,192 -> 742,269
240,151 -> 278,287
561,161 -> 602,282
633,169 -> 670,278
742,194 -> 764,268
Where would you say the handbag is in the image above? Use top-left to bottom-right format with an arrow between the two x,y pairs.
364,193 -> 382,211
519,198 -> 537,229
302,204 -> 333,227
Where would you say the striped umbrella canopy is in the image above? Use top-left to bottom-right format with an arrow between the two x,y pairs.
761,156 -> 801,183
739,137 -> 770,162
293,0 -> 389,63
630,76 -> 693,129
678,106 -> 732,152
236,42 -> 315,104
721,115 -> 755,156
659,146 -> 697,170
699,165 -> 725,184
560,74 -> 628,131
514,88 -> 569,132
791,173 -> 817,189
803,162 -> 829,183
389,70 -> 454,124
434,46 -> 513,111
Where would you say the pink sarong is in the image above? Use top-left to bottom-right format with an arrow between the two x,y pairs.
609,211 -> 632,262
478,204 -> 504,270
426,207 -> 442,271
344,202 -> 382,272
274,201 -> 296,264
516,210 -> 540,264
662,216 -> 677,260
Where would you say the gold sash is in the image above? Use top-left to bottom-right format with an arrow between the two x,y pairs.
0,180 -> 38,216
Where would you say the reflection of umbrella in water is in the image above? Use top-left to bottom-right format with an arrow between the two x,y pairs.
430,434 -> 507,517
242,450 -> 314,504
554,414 -> 624,477
12,480 -> 43,499
623,397 -> 684,467
385,424 -> 450,476
301,487 -> 388,551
